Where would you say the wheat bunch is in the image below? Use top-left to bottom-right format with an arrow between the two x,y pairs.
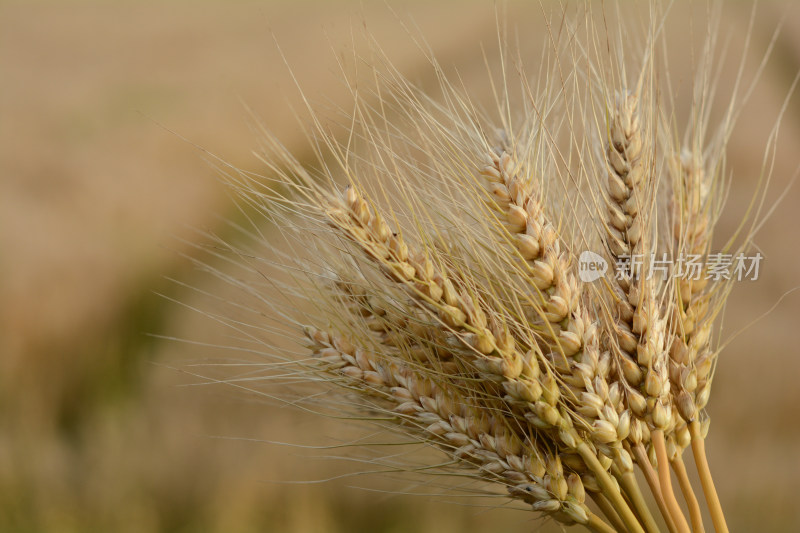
183,3 -> 789,532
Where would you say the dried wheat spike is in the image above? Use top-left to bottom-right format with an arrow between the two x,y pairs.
668,150 -> 715,426
483,149 -> 638,467
303,326 -> 597,527
480,150 -> 581,331
602,88 -> 673,439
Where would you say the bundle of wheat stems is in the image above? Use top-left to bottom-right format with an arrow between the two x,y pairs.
190,3 -> 786,532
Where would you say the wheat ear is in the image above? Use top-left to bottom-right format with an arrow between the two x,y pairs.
600,84 -> 695,533
668,149 -> 715,426
480,149 -> 635,452
303,325 -> 610,528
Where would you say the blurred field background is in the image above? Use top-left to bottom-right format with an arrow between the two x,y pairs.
2,1 -> 800,531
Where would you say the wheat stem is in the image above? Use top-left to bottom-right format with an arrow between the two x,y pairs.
688,421 -> 728,533
577,442 -> 645,533
652,430 -> 690,533
633,443 -> 679,533
671,455 -> 705,532
590,492 -> 630,533
616,467 -> 661,533
586,511 -> 620,533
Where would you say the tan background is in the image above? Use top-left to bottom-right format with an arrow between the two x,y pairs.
2,1 -> 799,531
